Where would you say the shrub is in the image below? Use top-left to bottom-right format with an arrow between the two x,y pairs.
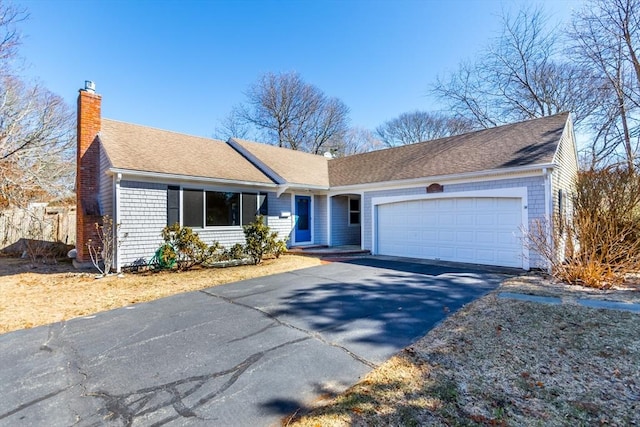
243,215 -> 288,264
528,166 -> 640,288
86,215 -> 126,276
160,223 -> 210,270
226,243 -> 245,260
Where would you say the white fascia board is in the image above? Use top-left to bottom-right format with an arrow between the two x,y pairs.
107,168 -> 278,189
226,138 -> 287,185
331,163 -> 555,193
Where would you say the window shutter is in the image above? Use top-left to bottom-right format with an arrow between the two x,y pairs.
167,186 -> 180,226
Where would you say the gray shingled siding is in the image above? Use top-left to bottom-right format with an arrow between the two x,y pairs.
314,195 -> 328,245
331,196 -> 361,246
119,181 -> 168,266
266,192 -> 294,246
99,145 -> 113,217
362,176 -> 547,268
195,228 -> 246,248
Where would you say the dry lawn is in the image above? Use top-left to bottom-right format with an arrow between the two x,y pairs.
289,276 -> 640,426
0,254 -> 322,334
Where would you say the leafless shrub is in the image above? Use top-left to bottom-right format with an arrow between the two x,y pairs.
528,167 -> 640,288
87,215 -> 126,276
22,214 -> 55,264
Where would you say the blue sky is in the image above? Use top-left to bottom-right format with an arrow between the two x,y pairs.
18,0 -> 584,139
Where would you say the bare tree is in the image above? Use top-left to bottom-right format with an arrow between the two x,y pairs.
236,72 -> 350,154
213,107 -> 252,141
0,75 -> 74,207
376,111 -> 475,147
570,0 -> 640,171
328,127 -> 384,157
0,1 -> 27,70
432,7 -> 597,128
0,3 -> 75,208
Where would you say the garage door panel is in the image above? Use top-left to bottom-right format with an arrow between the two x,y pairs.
377,197 -> 523,268
475,199 -> 495,209
456,230 -> 473,241
476,231 -> 496,243
476,214 -> 496,226
456,199 -> 475,210
438,247 -> 455,259
497,231 -> 517,244
456,248 -> 475,260
439,214 -> 454,226
438,199 -> 455,209
456,214 -> 474,226
438,229 -> 455,243
499,212 -> 520,223
422,229 -> 438,240
422,214 -> 438,225
476,249 -> 497,262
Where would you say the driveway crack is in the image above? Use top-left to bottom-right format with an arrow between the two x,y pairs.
87,336 -> 309,426
199,289 -> 377,369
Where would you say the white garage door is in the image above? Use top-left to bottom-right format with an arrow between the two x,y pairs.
377,197 -> 523,268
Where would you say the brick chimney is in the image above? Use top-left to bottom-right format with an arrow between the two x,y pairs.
76,81 -> 102,263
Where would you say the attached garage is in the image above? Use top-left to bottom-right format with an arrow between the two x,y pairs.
375,194 -> 526,269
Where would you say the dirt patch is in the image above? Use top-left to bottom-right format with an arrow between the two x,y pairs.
0,254 -> 322,334
289,275 -> 640,426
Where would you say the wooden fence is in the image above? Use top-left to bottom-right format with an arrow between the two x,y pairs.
0,204 -> 76,253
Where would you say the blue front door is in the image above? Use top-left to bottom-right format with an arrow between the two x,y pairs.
295,195 -> 311,243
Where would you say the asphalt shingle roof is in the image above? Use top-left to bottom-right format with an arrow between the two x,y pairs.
98,113 -> 569,189
328,112 -> 569,186
99,119 -> 274,184
230,138 -> 330,187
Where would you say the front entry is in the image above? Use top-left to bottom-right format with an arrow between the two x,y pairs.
294,195 -> 311,243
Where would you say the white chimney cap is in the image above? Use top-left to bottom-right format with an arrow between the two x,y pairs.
84,80 -> 96,93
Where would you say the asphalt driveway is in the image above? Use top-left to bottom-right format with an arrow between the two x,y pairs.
0,257 -> 511,426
